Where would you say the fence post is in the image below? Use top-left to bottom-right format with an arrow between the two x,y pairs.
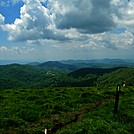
44,129 -> 47,134
114,84 -> 121,114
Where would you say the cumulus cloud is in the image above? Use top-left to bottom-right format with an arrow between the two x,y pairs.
1,0 -> 52,41
67,31 -> 134,50
1,0 -> 73,42
49,0 -> 115,33
112,0 -> 134,33
1,0 -> 134,53
2,0 -> 117,42
101,31 -> 134,49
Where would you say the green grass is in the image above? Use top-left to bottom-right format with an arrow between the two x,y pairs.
0,86 -> 134,133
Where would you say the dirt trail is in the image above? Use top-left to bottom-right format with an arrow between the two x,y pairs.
47,98 -> 114,133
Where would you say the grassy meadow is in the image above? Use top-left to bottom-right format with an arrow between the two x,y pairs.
0,86 -> 134,134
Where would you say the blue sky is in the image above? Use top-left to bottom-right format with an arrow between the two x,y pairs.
0,0 -> 134,62
0,2 -> 24,24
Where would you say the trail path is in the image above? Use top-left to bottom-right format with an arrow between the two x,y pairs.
47,97 -> 115,133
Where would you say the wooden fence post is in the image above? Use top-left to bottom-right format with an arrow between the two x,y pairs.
114,84 -> 121,114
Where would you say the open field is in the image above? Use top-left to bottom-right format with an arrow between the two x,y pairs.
0,86 -> 134,133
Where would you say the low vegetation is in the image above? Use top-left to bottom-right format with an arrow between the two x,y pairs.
0,86 -> 134,133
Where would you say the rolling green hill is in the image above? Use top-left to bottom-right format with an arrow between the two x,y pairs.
69,67 -> 134,86
0,64 -> 134,89
98,68 -> 134,86
68,67 -> 123,78
0,64 -> 66,89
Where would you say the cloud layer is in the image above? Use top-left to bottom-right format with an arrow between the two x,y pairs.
50,0 -> 115,33
0,0 -> 134,60
112,0 -> 134,33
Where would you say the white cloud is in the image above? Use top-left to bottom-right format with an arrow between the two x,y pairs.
0,45 -> 35,54
2,0 -> 56,41
1,0 -> 134,59
0,14 -> 5,24
1,0 -> 117,43
0,46 -> 8,52
101,31 -> 134,49
112,0 -> 134,33
1,0 -> 85,42
66,31 -> 134,50
49,0 -> 115,33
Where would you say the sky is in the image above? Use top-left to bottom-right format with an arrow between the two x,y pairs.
0,0 -> 134,62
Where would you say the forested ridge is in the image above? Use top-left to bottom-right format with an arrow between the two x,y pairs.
0,63 -> 134,89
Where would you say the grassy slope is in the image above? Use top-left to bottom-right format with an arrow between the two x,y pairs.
0,86 -> 134,133
98,68 -> 134,86
57,87 -> 134,134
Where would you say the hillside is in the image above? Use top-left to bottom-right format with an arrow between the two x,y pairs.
0,64 -> 134,89
0,64 -> 65,89
68,67 -> 134,86
0,64 -> 40,89
1,87 -> 134,133
68,67 -> 122,78
98,68 -> 134,86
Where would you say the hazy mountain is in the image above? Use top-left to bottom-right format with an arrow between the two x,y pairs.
1,59 -> 134,67
27,62 -> 40,66
61,59 -> 134,68
38,61 -> 77,71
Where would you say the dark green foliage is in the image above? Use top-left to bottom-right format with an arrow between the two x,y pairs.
0,118 -> 25,128
17,109 -> 39,123
69,67 -> 121,78
0,64 -> 134,89
0,64 -> 68,89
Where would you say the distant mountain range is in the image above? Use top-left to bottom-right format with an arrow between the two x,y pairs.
26,59 -> 134,69
61,59 -> 134,68
37,61 -> 77,70
0,60 -> 27,65
1,59 -> 134,68
27,62 -> 40,66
